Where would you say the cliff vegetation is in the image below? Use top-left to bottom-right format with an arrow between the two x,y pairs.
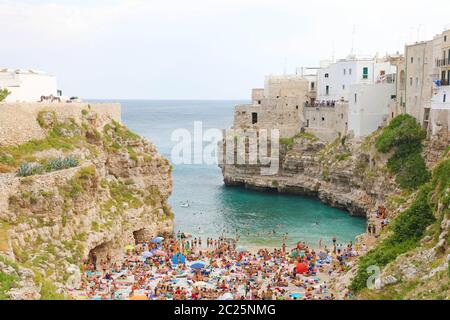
0,106 -> 173,300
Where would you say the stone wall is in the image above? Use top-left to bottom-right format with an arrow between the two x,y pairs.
0,102 -> 121,146
304,102 -> 348,141
233,75 -> 309,138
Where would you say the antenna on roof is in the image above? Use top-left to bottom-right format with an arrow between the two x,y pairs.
332,41 -> 335,62
350,25 -> 356,55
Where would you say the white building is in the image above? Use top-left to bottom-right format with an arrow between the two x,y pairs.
0,68 -> 58,102
316,55 -> 395,102
431,85 -> 449,110
348,83 -> 396,138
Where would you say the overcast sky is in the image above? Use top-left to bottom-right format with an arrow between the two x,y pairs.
1,0 -> 450,99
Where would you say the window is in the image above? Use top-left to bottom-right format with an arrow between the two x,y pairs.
311,82 -> 315,90
444,94 -> 447,103
343,69 -> 346,75
416,77 -> 419,87
354,93 -> 357,103
445,35 -> 447,42
363,67 -> 369,79
349,68 -> 352,75
325,73 -> 329,78
258,100 -> 261,105
410,77 -> 413,86
321,117 -> 325,121
326,85 -> 330,95
411,57 -> 414,63
251,112 -> 258,124
342,85 -> 345,90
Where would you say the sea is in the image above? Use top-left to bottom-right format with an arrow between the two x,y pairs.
92,100 -> 366,249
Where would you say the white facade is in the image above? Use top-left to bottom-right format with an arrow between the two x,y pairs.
0,68 -> 57,102
316,56 -> 395,102
431,85 -> 450,110
348,83 -> 396,138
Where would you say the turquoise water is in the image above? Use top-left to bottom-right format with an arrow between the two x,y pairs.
96,100 -> 366,248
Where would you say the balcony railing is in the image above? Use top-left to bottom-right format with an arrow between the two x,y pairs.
437,58 -> 450,67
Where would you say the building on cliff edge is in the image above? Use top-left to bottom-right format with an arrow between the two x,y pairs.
233,75 -> 311,138
232,28 -> 450,142
0,68 -> 59,103
389,28 -> 450,136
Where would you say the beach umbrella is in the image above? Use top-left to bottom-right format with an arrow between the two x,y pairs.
124,244 -> 135,251
290,251 -> 299,258
142,251 -> 153,259
290,293 -> 302,300
171,253 -> 186,265
191,261 -> 206,269
151,236 -> 164,244
296,262 -> 308,274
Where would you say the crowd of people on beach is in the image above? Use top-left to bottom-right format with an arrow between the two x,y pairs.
75,232 -> 361,300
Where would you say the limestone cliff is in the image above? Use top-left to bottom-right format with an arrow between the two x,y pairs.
0,104 -> 173,300
220,124 -> 449,300
220,132 -> 400,218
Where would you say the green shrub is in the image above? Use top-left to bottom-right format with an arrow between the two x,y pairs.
375,115 -> 429,190
0,272 -> 18,300
335,152 -> 351,162
17,162 -> 44,177
375,115 -> 426,153
279,137 -> 294,149
350,183 -> 435,292
45,156 -> 79,172
0,88 -> 10,102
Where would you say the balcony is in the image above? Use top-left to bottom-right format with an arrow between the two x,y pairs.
436,58 -> 450,67
437,79 -> 450,86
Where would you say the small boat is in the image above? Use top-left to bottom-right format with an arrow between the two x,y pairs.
180,201 -> 190,208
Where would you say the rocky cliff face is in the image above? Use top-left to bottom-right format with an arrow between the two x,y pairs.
221,130 -> 449,300
220,132 -> 399,218
0,106 -> 173,299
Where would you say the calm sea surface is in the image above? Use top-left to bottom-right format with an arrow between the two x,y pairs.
93,100 -> 366,248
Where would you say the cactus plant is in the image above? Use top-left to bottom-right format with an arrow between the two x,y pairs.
17,163 -> 44,177
45,156 -> 79,172
17,156 -> 78,177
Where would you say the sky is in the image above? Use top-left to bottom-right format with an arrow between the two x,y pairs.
1,0 -> 450,99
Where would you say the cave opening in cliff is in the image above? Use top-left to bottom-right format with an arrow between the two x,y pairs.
133,229 -> 146,245
88,241 -> 114,265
